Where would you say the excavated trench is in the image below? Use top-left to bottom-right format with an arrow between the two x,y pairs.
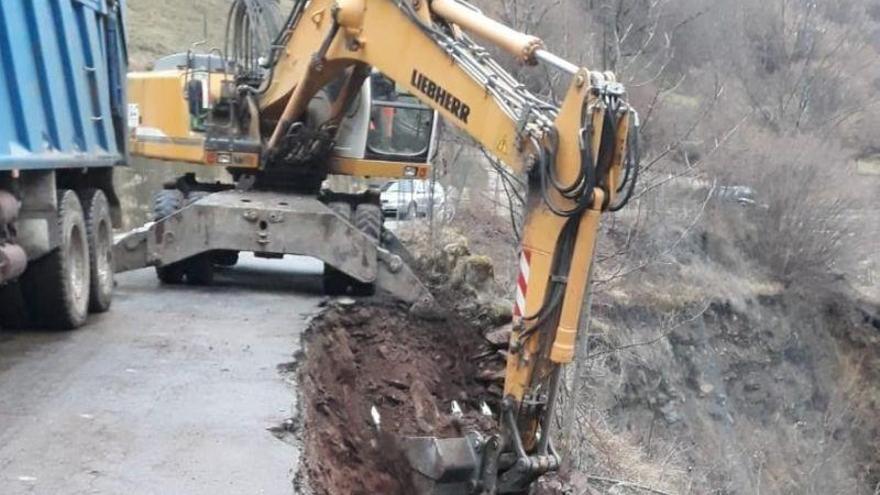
295,301 -> 502,494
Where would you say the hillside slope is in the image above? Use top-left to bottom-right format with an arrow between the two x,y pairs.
126,0 -> 233,69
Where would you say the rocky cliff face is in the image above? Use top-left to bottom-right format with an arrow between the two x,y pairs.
565,285 -> 880,493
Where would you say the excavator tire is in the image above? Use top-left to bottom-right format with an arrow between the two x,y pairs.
213,251 -> 240,267
185,191 -> 240,269
322,201 -> 376,297
328,201 -> 352,221
152,189 -> 186,284
153,188 -> 184,221
181,191 -> 216,285
354,203 -> 382,241
184,254 -> 214,286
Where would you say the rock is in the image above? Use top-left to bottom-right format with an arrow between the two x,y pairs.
476,368 -> 506,383
451,255 -> 496,293
485,324 -> 512,347
409,296 -> 447,321
660,402 -> 682,424
486,300 -> 513,326
699,382 -> 715,396
410,379 -> 441,434
384,378 -> 409,390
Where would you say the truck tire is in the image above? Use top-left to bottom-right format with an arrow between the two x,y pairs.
354,203 -> 382,241
152,189 -> 186,284
20,189 -> 91,329
81,189 -> 114,313
0,282 -> 28,329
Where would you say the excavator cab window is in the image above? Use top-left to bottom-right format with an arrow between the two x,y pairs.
365,73 -> 435,162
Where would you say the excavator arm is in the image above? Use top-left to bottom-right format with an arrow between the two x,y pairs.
247,1 -> 638,492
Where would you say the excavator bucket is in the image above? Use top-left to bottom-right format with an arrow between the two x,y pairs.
397,433 -> 486,495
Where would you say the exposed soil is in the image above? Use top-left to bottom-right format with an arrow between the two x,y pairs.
296,300 -> 502,494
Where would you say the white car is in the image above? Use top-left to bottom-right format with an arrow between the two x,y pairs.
380,180 -> 446,219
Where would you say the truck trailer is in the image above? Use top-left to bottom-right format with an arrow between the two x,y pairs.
0,0 -> 128,329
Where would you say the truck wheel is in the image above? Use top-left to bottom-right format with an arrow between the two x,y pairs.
0,282 -> 29,329
81,189 -> 113,313
354,203 -> 382,241
152,189 -> 187,284
20,190 -> 90,329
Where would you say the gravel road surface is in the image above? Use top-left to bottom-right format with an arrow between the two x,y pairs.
0,254 -> 323,495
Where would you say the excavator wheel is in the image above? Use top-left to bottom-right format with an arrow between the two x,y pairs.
180,191 -> 216,285
151,189 -> 221,286
186,191 -> 240,270
322,201 -> 376,297
152,189 -> 187,284
354,203 -> 382,241
184,254 -> 214,286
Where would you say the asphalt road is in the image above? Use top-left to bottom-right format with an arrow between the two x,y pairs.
0,254 -> 325,495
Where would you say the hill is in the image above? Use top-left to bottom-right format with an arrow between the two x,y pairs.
126,0 -> 233,69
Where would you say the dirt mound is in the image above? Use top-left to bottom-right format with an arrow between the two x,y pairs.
297,301 -> 502,494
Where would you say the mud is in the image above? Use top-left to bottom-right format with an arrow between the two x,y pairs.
297,300 -> 503,494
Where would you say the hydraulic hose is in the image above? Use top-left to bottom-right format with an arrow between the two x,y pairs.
608,110 -> 640,212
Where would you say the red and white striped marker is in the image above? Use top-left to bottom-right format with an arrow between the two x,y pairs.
513,249 -> 531,318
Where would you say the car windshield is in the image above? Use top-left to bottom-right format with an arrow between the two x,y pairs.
382,181 -> 413,193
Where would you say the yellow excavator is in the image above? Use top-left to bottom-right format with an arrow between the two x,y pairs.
115,0 -> 639,492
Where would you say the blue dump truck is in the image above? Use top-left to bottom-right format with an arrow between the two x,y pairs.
0,0 -> 127,329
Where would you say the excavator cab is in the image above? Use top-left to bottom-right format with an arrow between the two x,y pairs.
330,70 -> 438,180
